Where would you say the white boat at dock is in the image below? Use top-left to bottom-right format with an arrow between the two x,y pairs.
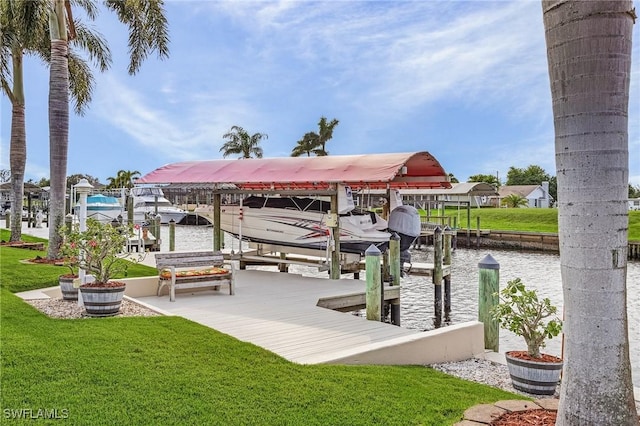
195,195 -> 421,256
74,194 -> 124,223
131,186 -> 188,225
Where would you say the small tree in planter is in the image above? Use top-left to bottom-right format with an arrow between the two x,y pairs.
60,218 -> 140,316
490,278 -> 563,395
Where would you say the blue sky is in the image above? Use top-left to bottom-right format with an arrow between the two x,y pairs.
1,0 -> 639,186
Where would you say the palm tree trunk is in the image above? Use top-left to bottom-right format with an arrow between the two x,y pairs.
9,47 -> 26,242
543,1 -> 637,424
47,37 -> 70,259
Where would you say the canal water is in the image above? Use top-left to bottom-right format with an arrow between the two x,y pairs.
157,225 -> 640,385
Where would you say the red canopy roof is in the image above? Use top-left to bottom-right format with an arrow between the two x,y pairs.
137,152 -> 451,191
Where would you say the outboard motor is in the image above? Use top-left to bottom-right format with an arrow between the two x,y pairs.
388,205 -> 421,270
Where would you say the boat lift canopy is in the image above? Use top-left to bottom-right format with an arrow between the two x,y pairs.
137,152 -> 451,192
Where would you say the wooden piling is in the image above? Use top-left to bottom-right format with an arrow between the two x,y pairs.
154,215 -> 161,251
476,216 -> 481,248
4,211 -> 10,229
65,213 -> 73,234
213,193 -> 222,251
365,244 -> 382,321
169,219 -> 176,251
443,226 -> 452,315
389,233 -> 401,326
127,195 -> 134,225
478,253 -> 500,352
432,226 -> 443,327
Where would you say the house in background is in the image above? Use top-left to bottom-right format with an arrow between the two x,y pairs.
490,182 -> 553,208
629,198 -> 640,211
400,182 -> 499,208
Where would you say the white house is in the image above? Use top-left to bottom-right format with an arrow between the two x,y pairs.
492,182 -> 553,208
629,198 -> 640,211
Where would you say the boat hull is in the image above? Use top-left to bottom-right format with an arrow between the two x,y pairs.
219,205 -> 390,254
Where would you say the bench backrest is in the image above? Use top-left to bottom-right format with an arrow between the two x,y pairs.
155,251 -> 224,270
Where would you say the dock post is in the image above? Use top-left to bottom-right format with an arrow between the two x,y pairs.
365,244 -> 382,321
154,214 -> 162,251
4,211 -> 10,230
127,194 -> 134,225
65,213 -> 73,234
443,226 -> 452,318
476,216 -> 481,249
213,193 -> 222,251
389,233 -> 401,326
279,252 -> 289,273
433,226 -> 443,328
478,254 -> 500,352
169,219 -> 176,251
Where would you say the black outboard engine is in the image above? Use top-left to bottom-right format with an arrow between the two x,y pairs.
388,205 -> 421,270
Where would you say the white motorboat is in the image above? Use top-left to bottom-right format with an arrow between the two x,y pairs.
130,187 -> 187,224
205,195 -> 419,255
75,194 -> 124,223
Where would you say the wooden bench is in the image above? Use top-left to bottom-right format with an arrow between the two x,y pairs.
155,251 -> 234,302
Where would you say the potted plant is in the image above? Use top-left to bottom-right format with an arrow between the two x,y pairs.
60,218 -> 138,316
491,277 -> 563,395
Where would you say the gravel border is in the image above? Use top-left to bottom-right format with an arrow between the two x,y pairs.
26,297 -> 161,319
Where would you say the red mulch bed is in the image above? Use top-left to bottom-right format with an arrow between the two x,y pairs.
507,351 -> 562,363
491,409 -> 557,425
0,241 -> 46,250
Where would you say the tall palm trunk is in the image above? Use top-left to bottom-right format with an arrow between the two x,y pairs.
542,1 -> 637,424
47,0 -> 70,259
9,47 -> 26,242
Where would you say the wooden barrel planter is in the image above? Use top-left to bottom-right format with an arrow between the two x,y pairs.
59,275 -> 79,301
505,351 -> 563,395
79,282 -> 126,317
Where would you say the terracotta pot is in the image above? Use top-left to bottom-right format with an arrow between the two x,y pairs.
59,275 -> 79,301
79,282 -> 126,317
505,351 -> 563,395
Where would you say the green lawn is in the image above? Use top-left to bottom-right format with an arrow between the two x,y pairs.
427,208 -> 640,241
0,232 -> 523,425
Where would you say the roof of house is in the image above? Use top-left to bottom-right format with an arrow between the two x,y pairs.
137,152 -> 452,192
497,185 -> 541,198
397,182 -> 499,196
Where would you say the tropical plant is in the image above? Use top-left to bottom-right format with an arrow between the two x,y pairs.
1,0 -> 111,244
468,174 -> 500,187
220,126 -> 268,159
542,0 -> 638,422
106,170 -> 141,189
46,0 -> 169,260
291,132 -> 320,157
490,278 -> 562,359
59,218 -> 136,285
500,194 -> 528,208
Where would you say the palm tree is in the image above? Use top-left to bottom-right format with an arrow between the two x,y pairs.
1,0 -> 110,243
220,126 -> 268,159
47,0 -> 169,259
106,169 -> 140,189
500,194 -> 528,208
315,116 -> 339,156
291,132 -> 320,157
543,0 -> 637,423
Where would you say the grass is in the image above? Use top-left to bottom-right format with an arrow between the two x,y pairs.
0,232 -> 524,425
425,207 -> 640,240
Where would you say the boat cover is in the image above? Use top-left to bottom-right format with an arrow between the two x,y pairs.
137,152 -> 451,191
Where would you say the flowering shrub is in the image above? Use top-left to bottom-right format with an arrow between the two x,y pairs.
59,218 -> 138,284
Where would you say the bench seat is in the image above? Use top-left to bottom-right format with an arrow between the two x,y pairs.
155,251 -> 234,301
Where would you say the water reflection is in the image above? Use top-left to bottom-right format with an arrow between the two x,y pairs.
158,225 -> 639,385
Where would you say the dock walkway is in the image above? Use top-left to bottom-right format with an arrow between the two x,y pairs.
136,270 -> 418,364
